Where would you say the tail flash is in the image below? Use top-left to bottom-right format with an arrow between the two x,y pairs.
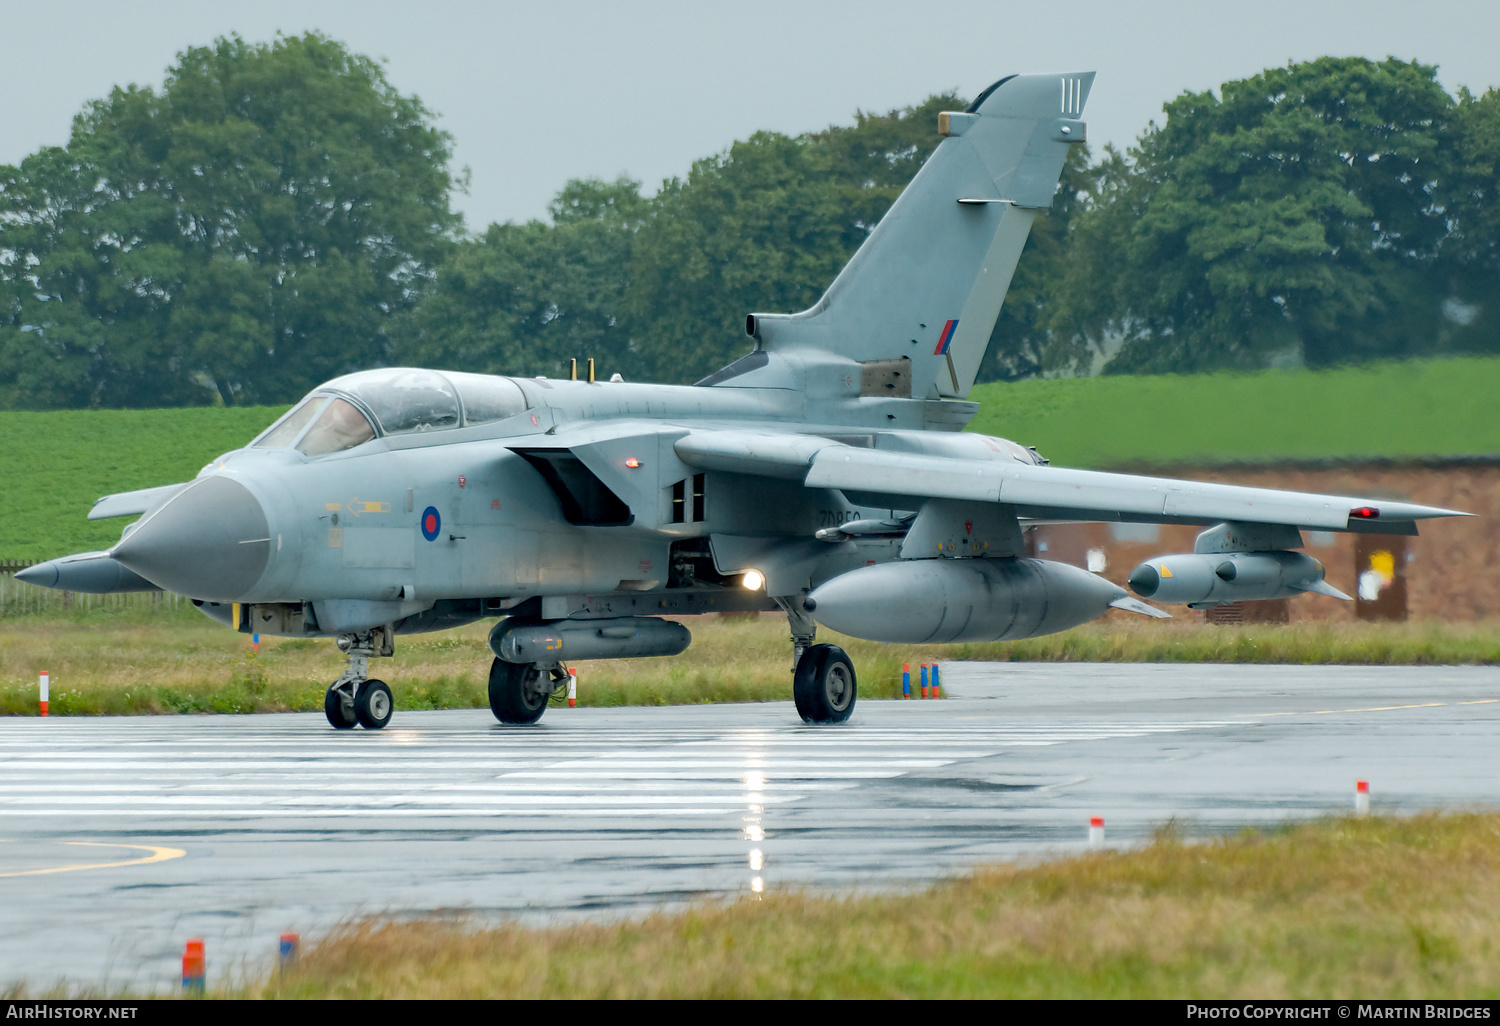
746,72 -> 1093,399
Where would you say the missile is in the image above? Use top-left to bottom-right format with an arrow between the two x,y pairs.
489,616 -> 691,664
805,557 -> 1163,644
1127,551 -> 1350,606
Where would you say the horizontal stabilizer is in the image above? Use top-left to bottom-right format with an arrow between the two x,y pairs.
1110,596 -> 1172,619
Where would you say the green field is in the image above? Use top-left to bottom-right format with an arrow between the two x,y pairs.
967,356 -> 1500,469
2,355 -> 1498,560
0,405 -> 287,559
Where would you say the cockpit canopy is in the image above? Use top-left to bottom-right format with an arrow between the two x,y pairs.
252,369 -> 529,456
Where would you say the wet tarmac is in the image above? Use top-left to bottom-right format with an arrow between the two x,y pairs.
2,661 -> 1497,992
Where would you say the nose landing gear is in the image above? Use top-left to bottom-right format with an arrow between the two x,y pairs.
324,627 -> 396,730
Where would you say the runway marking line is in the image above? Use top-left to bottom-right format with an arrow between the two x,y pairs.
0,841 -> 185,878
1240,700 -> 1494,718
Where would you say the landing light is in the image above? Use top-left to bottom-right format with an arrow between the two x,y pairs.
742,569 -> 765,591
624,458 -> 641,469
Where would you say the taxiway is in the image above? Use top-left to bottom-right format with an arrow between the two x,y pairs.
2,661 -> 1496,992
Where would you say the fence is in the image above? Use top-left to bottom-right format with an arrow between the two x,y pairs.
0,559 -> 185,619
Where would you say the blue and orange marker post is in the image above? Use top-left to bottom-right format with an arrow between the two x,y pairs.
279,933 -> 299,969
920,663 -> 929,698
251,633 -> 260,655
902,663 -> 911,699
182,938 -> 205,993
931,663 -> 941,698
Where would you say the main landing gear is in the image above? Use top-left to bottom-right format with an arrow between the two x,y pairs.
778,594 -> 856,724
324,628 -> 395,730
488,658 -> 567,724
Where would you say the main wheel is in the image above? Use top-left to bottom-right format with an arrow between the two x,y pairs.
354,679 -> 394,730
488,658 -> 549,724
324,683 -> 357,729
793,644 -> 857,724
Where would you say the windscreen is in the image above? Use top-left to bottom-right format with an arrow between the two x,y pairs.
252,396 -> 329,449
297,398 -> 377,456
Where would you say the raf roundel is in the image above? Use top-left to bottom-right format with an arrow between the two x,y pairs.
420,506 -> 441,541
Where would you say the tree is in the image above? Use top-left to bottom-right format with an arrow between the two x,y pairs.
624,95 -> 963,384
976,143 -> 1101,381
1439,87 -> 1500,354
391,177 -> 644,378
1048,58 -> 1458,375
0,33 -> 460,409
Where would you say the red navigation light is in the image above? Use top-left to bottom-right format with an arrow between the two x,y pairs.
624,458 -> 641,469
1350,506 -> 1380,519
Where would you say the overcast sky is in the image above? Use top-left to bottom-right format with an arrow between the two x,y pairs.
3,0 -> 1496,231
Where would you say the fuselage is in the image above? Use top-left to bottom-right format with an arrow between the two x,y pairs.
109,364 -> 1042,636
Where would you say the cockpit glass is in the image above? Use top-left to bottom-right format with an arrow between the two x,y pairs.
448,372 -> 528,425
297,398 -> 377,456
334,369 -> 460,435
252,396 -> 328,449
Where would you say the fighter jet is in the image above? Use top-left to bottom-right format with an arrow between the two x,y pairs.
20,72 -> 1466,731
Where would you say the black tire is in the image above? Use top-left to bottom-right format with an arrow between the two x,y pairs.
354,679 -> 394,730
488,658 -> 548,724
793,644 -> 857,724
324,684 -> 357,729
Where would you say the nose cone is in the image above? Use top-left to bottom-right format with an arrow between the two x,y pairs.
113,476 -> 270,600
14,562 -> 58,587
1127,563 -> 1160,598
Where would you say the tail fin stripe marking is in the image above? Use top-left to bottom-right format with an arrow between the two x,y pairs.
934,319 -> 959,356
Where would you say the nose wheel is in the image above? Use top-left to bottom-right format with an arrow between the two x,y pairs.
324,628 -> 396,730
324,684 -> 357,729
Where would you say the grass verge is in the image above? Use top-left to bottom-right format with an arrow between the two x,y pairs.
0,615 -> 1496,717
247,811 -> 1500,998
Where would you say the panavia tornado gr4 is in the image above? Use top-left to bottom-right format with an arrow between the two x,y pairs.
20,71 -> 1467,730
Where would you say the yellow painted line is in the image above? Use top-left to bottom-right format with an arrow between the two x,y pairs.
0,841 -> 185,879
1240,701 -> 1468,718
1314,702 -> 1448,714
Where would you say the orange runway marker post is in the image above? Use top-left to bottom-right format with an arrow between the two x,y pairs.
1355,780 -> 1370,816
1089,816 -> 1105,848
38,671 -> 48,717
182,938 -> 205,994
567,666 -> 577,708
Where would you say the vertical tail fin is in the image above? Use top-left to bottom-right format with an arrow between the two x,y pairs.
745,72 -> 1093,399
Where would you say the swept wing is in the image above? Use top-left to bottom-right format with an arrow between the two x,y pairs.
674,430 -> 1465,534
